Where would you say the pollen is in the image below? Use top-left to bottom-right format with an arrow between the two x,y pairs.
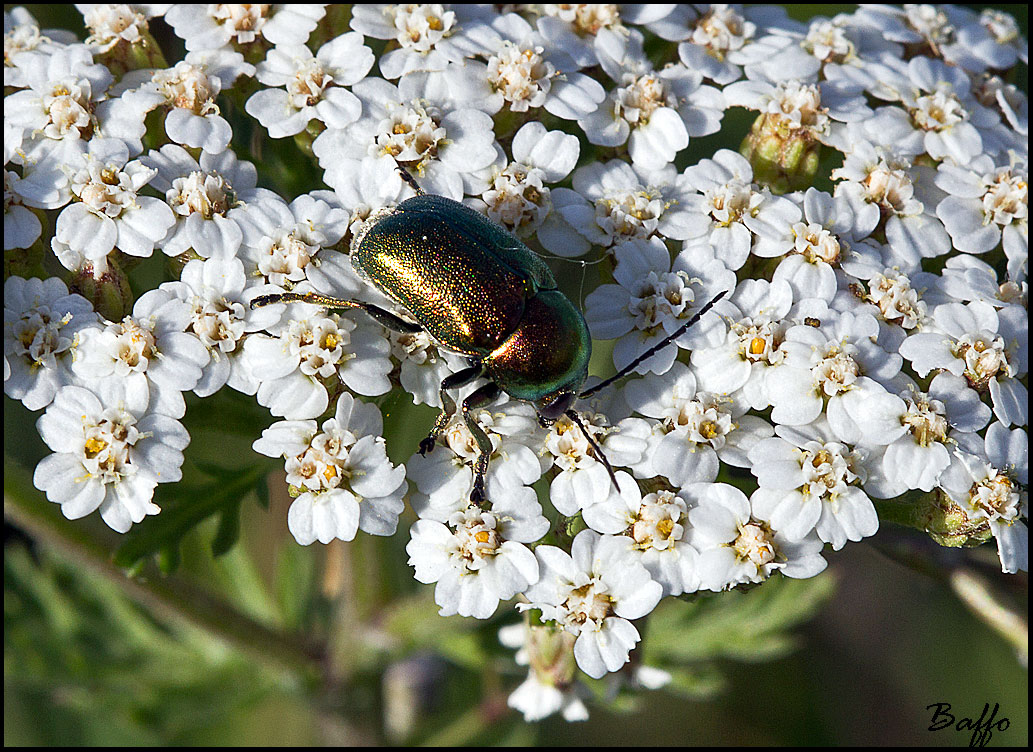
84,436 -> 107,458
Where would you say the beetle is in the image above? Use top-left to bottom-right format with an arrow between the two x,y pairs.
252,167 -> 725,503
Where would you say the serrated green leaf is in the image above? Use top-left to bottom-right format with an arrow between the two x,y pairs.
664,664 -> 727,699
113,463 -> 273,571
644,574 -> 836,664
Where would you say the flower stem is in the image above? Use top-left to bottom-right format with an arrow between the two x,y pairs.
3,457 -> 326,677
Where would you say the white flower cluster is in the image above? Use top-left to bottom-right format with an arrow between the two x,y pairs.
4,3 -> 1027,724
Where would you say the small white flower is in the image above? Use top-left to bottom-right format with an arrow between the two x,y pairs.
939,255 -> 1027,309
935,157 -> 1027,278
33,380 -> 189,532
4,43 -> 120,161
971,72 -> 1027,138
523,530 -> 662,679
315,73 -> 498,200
661,5 -> 786,84
765,308 -> 903,436
545,411 -> 649,517
165,4 -> 326,52
543,159 -> 712,258
72,287 -> 210,420
535,4 -> 626,68
898,301 -> 1027,427
51,138 -> 175,276
349,4 -> 496,79
964,9 -> 1028,71
141,143 -> 265,260
4,6 -> 79,89
680,149 -> 803,271
160,256 -> 283,397
499,622 -> 589,723
406,495 -> 548,619
847,373 -> 992,496
242,302 -> 392,420
121,48 -> 254,154
749,422 -> 879,550
687,481 -> 827,591
4,275 -> 100,410
851,268 -> 936,332
690,278 -> 794,410
750,13 -> 902,90
246,33 -> 373,138
584,237 -> 732,377
723,68 -> 871,146
578,27 -> 724,172
253,392 -> 407,544
388,328 -> 464,408
624,361 -> 773,485
766,188 -> 877,304
832,142 -> 950,268
235,193 -> 355,296
865,57 -> 1001,164
939,423 -> 1028,573
581,474 -> 701,597
407,388 -> 545,522
467,121 -> 580,241
79,3 -> 155,53
478,12 -> 605,120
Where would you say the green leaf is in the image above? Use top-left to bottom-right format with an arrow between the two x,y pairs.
113,462 -> 274,571
211,501 -> 243,558
643,574 -> 837,664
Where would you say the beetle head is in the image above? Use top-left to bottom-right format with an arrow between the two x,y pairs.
534,388 -> 578,426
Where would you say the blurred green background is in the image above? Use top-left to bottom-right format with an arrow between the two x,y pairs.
5,3 -> 1028,746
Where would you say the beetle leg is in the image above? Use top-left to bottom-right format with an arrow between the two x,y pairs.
394,163 -> 426,196
460,382 -> 502,504
250,291 -> 423,334
419,364 -> 484,456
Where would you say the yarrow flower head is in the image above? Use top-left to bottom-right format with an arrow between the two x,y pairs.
6,3 -> 1029,729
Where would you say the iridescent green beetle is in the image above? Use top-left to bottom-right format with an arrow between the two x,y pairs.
253,169 -> 724,502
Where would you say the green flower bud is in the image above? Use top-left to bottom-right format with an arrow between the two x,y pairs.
69,258 -> 134,321
740,112 -> 822,195
526,622 -> 579,690
924,491 -> 994,548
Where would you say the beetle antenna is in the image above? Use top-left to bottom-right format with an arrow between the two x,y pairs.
565,409 -> 620,493
579,289 -> 728,399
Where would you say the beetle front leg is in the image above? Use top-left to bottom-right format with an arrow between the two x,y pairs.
394,163 -> 426,196
419,364 -> 484,456
460,382 -> 502,504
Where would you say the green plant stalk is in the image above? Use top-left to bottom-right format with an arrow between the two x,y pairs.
4,458 -> 325,678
